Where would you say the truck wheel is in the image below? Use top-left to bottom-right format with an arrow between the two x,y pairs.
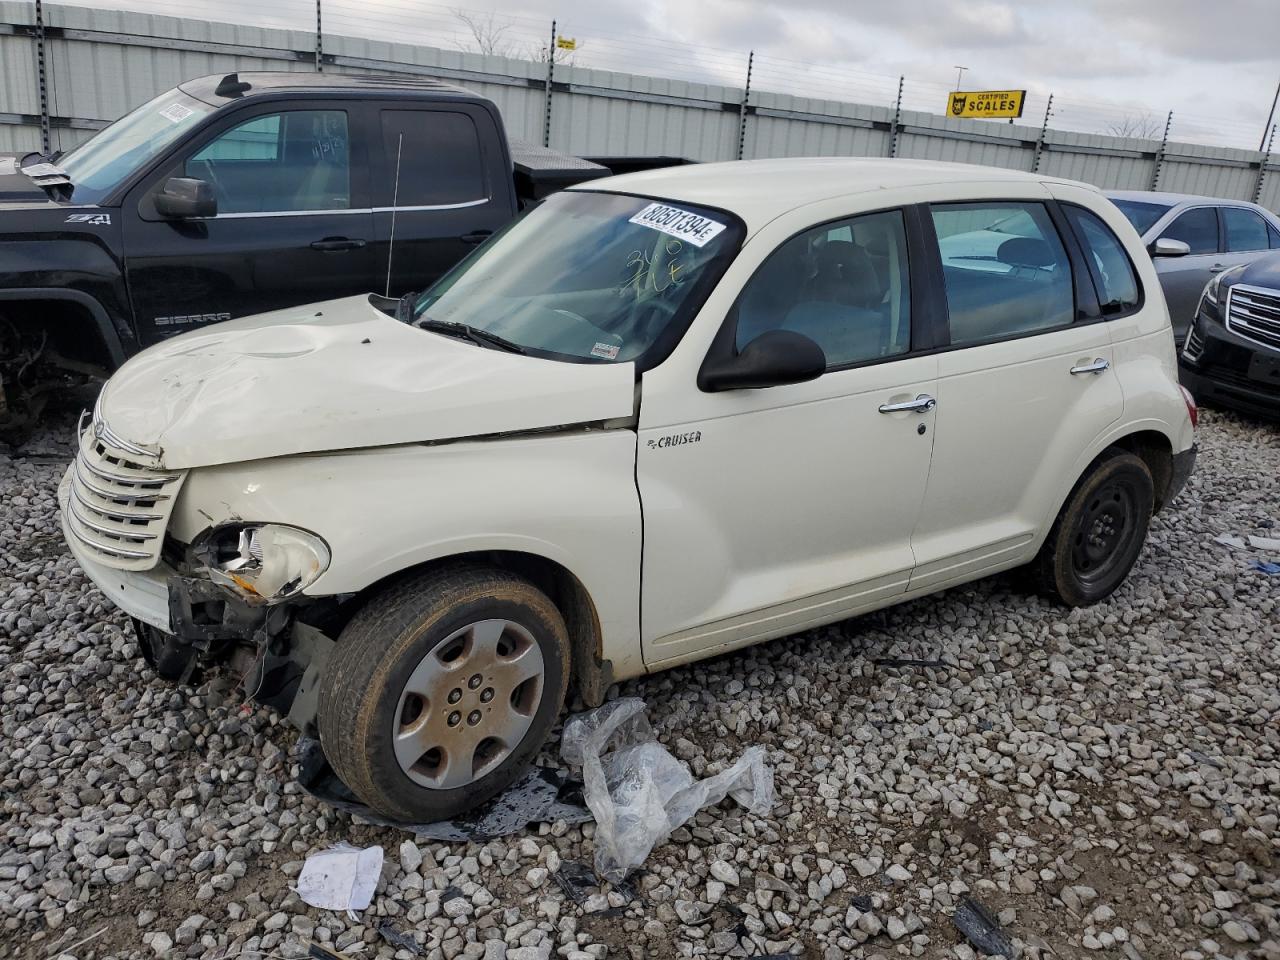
317,566 -> 570,822
1034,451 -> 1154,607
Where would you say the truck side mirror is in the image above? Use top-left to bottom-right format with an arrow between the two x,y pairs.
698,329 -> 827,392
1150,237 -> 1190,258
155,177 -> 217,219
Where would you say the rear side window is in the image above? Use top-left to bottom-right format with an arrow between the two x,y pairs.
1271,221 -> 1280,249
931,201 -> 1074,346
1160,207 -> 1218,255
735,209 -> 912,367
380,110 -> 487,207
1063,206 -> 1140,314
1223,207 -> 1270,252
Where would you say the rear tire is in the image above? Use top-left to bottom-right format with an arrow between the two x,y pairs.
317,565 -> 570,822
1034,451 -> 1154,607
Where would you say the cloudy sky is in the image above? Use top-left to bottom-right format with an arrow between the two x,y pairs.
65,0 -> 1280,148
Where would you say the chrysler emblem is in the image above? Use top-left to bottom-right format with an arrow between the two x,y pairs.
93,419 -> 104,439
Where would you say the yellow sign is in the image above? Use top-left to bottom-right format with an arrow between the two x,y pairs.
556,36 -> 577,50
948,89 -> 1026,119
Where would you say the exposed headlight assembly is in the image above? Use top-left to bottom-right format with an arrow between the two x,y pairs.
196,524 -> 331,603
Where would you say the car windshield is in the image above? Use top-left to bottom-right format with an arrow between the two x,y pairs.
1110,199 -> 1172,236
58,88 -> 213,204
412,191 -> 743,365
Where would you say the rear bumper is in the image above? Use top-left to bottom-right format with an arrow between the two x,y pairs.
1178,310 -> 1280,421
1166,444 -> 1196,507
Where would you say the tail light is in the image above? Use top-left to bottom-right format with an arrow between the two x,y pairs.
1178,384 -> 1198,429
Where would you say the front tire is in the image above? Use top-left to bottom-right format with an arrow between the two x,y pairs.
1034,451 -> 1154,607
317,566 -> 570,822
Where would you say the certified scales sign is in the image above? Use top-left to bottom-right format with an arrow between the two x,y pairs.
948,89 -> 1026,119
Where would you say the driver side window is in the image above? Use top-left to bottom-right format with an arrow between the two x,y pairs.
183,110 -> 350,214
735,209 -> 912,367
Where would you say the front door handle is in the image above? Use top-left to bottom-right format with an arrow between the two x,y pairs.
310,237 -> 367,252
1070,358 -> 1110,375
878,393 -> 936,414
460,230 -> 493,245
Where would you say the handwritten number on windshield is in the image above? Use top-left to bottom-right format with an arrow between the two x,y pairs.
622,239 -> 687,295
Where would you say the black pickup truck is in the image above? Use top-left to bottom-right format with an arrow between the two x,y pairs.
0,71 -> 657,417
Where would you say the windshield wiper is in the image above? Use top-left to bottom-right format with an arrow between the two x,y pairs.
416,318 -> 527,355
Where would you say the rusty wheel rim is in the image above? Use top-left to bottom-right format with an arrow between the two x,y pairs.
392,619 -> 545,790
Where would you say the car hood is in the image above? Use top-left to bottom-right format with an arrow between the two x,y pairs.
97,295 -> 637,469
1231,250 -> 1280,290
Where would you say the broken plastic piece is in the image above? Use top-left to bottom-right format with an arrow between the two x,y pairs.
377,922 -> 421,956
952,896 -> 1013,958
1249,559 -> 1280,575
295,843 -> 383,920
295,736 -> 591,839
560,698 -> 774,884
1213,535 -> 1246,548
1248,535 -> 1280,551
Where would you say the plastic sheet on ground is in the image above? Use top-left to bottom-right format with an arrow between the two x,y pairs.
560,697 -> 775,884
294,736 -> 591,841
295,842 -> 383,920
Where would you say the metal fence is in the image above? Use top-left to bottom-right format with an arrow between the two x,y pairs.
1,0 -> 1278,211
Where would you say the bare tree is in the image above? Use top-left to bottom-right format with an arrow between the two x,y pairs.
1105,111 -> 1164,140
455,10 -> 518,58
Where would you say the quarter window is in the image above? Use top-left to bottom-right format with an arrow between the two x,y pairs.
184,110 -> 350,214
1063,206 -> 1140,314
734,209 -> 912,367
1159,207 -> 1218,255
1222,207 -> 1270,252
931,201 -> 1074,345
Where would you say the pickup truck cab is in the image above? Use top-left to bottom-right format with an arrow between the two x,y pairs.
61,158 -> 1197,822
0,71 -> 611,415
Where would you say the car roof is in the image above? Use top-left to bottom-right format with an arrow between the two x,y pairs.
180,71 -> 479,105
1105,189 -> 1264,209
577,157 -> 1096,232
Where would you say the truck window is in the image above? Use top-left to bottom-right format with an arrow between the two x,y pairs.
184,110 -> 350,214
734,209 -> 912,367
379,110 -> 487,207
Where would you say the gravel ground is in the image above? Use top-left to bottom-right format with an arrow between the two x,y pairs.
1,408 -> 1278,960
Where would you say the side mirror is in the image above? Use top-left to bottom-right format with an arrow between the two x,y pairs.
698,329 -> 826,392
1150,237 -> 1190,258
155,177 -> 216,219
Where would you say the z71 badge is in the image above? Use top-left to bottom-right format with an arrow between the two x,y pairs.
65,213 -> 111,225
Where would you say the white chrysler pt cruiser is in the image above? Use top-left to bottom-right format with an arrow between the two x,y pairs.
61,158 -> 1196,821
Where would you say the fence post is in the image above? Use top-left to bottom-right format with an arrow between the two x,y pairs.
736,50 -> 753,160
1031,94 -> 1053,173
34,0 -> 50,154
887,75 -> 903,158
1256,123 -> 1277,205
1149,110 -> 1173,190
542,20 -> 556,149
315,0 -> 323,71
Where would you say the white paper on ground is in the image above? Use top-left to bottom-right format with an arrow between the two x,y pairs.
1247,536 -> 1280,551
295,842 -> 384,919
1213,535 -> 1246,548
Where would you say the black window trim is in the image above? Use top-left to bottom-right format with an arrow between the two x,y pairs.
1059,201 -> 1145,322
697,202 -> 935,388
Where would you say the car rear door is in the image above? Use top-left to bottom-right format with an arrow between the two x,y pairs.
122,101 -> 375,346
637,205 -> 939,667
370,103 -> 516,299
907,189 -> 1123,594
1220,206 -> 1275,274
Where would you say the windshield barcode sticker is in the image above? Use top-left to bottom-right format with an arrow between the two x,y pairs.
590,342 -> 620,360
159,103 -> 194,123
628,203 -> 727,248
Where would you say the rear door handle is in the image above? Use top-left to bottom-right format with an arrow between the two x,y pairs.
460,230 -> 493,245
878,393 -> 936,414
310,237 -> 367,252
1070,358 -> 1110,375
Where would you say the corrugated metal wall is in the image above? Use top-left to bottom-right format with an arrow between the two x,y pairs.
1,0 -> 1276,211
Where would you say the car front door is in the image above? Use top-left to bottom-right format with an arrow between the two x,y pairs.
123,103 -> 375,346
908,195 -> 1123,593
371,105 -> 515,299
637,206 -> 939,667
1152,205 -> 1222,339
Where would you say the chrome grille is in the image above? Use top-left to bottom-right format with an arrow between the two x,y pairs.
1226,283 -> 1280,352
65,419 -> 186,571
1182,324 -> 1204,363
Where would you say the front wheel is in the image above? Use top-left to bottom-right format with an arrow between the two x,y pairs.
1034,451 -> 1154,607
317,566 -> 570,822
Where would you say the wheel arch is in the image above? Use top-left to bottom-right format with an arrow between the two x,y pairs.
0,288 -> 128,369
1107,428 -> 1175,512
336,549 -> 614,709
